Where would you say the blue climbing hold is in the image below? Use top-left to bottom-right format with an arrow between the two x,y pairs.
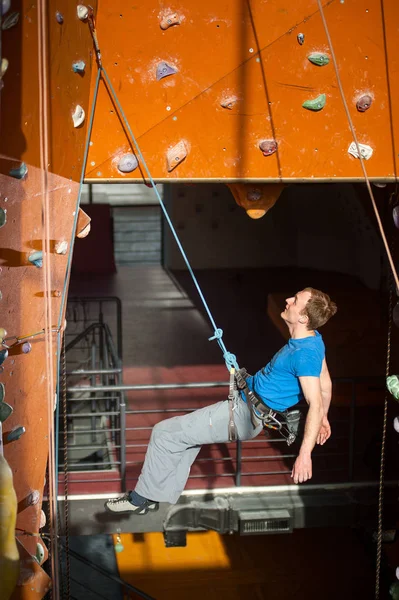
28,251 -> 43,268
9,162 -> 28,179
0,348 -> 8,366
72,60 -> 86,74
156,61 -> 178,81
7,426 -> 25,442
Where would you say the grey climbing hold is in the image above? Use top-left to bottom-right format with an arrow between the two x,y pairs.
259,140 -> 278,156
9,162 -> 28,179
247,189 -> 262,202
27,490 -> 40,506
356,94 -> 372,112
0,382 -> 4,403
117,153 -> 138,173
35,543 -> 45,565
393,206 -> 399,229
77,4 -> 89,20
55,11 -> 64,24
0,208 -> 6,228
156,61 -> 178,81
2,11 -> 19,29
72,60 -> 86,74
1,58 -> 8,79
297,33 -> 305,45
72,105 -> 85,127
0,402 -> 12,423
302,93 -> 326,111
220,95 -> 238,109
0,349 -> 8,366
28,250 -> 43,268
1,0 -> 10,16
7,426 -> 25,442
22,342 -> 31,354
308,52 -> 330,66
159,12 -> 181,30
166,141 -> 187,172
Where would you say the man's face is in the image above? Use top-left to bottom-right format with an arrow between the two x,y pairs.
281,290 -> 312,325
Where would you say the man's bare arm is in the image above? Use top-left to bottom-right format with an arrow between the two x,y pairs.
320,358 -> 332,416
291,376 -> 324,484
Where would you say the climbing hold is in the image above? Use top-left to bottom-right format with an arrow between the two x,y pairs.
0,401 -> 12,423
55,11 -> 63,24
166,141 -> 187,172
394,417 -> 399,433
35,543 -> 45,565
76,208 -> 91,238
307,52 -> 330,66
0,58 -> 8,80
387,375 -> 399,400
0,207 -> 6,228
22,342 -> 31,354
72,60 -> 86,74
0,453 -> 19,599
0,382 -> 4,402
391,581 -> 399,600
117,153 -> 138,173
259,140 -> 278,156
9,162 -> 28,179
247,189 -> 262,202
72,105 -> 85,127
347,141 -> 373,160
159,12 -> 181,30
297,33 -> 305,45
55,240 -> 68,254
114,541 -> 124,553
220,95 -> 238,109
356,94 -> 372,112
7,426 -> 25,442
28,251 -> 43,268
77,4 -> 88,20
0,328 -> 7,341
1,0 -> 10,15
27,490 -> 40,506
2,11 -> 19,29
302,94 -> 326,111
393,206 -> 399,229
39,510 -> 46,528
156,61 -> 178,81
0,348 -> 8,366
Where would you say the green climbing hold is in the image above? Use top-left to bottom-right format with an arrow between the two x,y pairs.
390,581 -> 399,600
114,543 -> 124,553
0,402 -> 12,423
308,52 -> 330,66
35,543 -> 45,564
302,93 -> 326,112
387,375 -> 399,400
0,208 -> 6,228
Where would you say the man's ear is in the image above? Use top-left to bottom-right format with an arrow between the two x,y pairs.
298,313 -> 309,325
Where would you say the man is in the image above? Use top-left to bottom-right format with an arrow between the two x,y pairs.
106,287 -> 337,515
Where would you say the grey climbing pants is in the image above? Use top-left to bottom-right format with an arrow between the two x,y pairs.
135,397 -> 263,504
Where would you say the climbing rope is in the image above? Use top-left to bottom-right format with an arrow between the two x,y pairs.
85,12 -> 238,371
61,334 -> 71,600
315,3 -> 397,597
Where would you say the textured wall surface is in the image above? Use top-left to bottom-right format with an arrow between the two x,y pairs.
86,0 -> 399,182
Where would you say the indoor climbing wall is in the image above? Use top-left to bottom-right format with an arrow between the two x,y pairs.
86,0 -> 399,183
0,1 -> 96,598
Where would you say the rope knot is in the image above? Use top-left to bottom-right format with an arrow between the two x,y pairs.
209,328 -> 223,342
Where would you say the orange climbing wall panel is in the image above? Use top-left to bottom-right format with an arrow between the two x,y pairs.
86,0 -> 399,182
0,1 -> 96,597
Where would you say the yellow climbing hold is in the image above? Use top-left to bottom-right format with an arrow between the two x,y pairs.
0,454 -> 19,600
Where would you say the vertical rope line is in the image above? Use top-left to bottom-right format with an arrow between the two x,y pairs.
62,334 -> 70,599
37,0 -> 59,595
316,0 -> 399,292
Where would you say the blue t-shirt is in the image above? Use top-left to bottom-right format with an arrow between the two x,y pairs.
242,331 -> 325,412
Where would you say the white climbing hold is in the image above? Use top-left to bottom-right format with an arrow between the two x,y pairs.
72,105 -> 85,128
55,240 -> 68,255
117,153 -> 138,173
348,142 -> 373,160
394,417 -> 399,433
77,4 -> 89,20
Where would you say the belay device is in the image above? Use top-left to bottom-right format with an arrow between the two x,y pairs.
235,368 -> 304,446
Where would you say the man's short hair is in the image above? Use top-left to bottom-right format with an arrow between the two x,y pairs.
302,287 -> 337,330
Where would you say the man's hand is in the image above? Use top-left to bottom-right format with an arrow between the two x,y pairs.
291,452 -> 312,484
317,415 -> 331,445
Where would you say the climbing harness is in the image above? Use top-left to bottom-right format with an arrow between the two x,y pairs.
235,368 -> 303,446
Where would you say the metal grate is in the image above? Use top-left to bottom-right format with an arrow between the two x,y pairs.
239,509 -> 292,535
